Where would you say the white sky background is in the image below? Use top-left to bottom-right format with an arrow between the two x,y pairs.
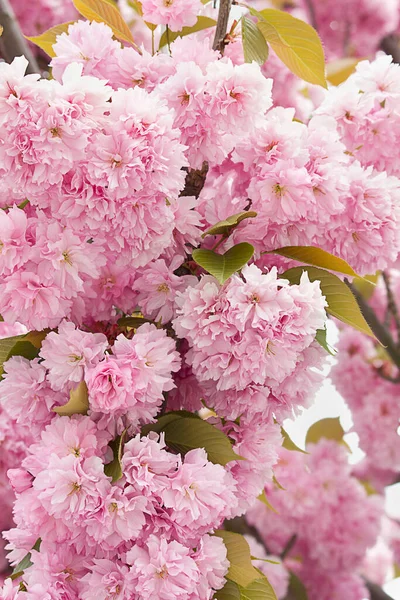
283,321 -> 400,599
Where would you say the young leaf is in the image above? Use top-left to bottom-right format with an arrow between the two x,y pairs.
192,243 -> 254,284
257,490 -> 278,513
351,272 -> 379,301
162,417 -> 243,466
256,9 -> 327,87
281,427 -> 308,454
241,17 -> 269,65
158,16 -> 216,49
287,572 -> 308,600
268,246 -> 360,278
238,576 -> 278,600
104,430 -> 127,482
282,266 -> 376,339
215,580 -> 241,600
326,57 -> 361,86
53,381 -> 89,417
26,22 -> 75,57
0,333 -> 45,378
117,315 -> 153,328
11,539 -> 41,580
214,531 -> 261,588
73,0 -> 135,44
202,212 -> 258,238
305,417 -> 345,446
315,327 -> 336,356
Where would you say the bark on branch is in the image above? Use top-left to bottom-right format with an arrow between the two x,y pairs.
212,0 -> 232,52
345,280 -> 400,370
365,580 -> 396,600
0,0 -> 40,74
380,34 -> 400,64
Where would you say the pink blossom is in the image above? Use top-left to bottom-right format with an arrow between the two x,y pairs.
161,448 -> 237,535
39,320 -> 108,391
127,535 -> 200,599
140,0 -> 202,31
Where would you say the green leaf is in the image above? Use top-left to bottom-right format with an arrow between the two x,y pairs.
203,212 -> 258,238
393,563 -> 400,579
192,243 -> 254,284
0,331 -> 47,378
272,474 -> 285,490
215,580 -> 242,600
241,17 -> 269,65
281,427 -> 307,453
238,577 -> 278,600
326,57 -> 361,86
163,417 -> 243,466
267,246 -> 361,278
287,572 -> 308,600
73,0 -> 136,44
117,315 -> 153,328
159,16 -> 217,49
257,489 -> 278,513
256,9 -> 327,87
305,417 -> 345,446
26,21 -> 76,57
53,381 -> 89,416
351,272 -> 379,301
11,539 -> 41,580
282,266 -> 376,339
104,430 -> 127,482
315,327 -> 336,356
214,531 -> 261,587
216,577 -> 278,600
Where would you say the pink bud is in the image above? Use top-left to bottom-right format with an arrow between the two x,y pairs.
7,469 -> 33,494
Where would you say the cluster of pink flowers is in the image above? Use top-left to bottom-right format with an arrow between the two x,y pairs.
1,1 -> 400,596
332,303 -> 400,477
3,421 -> 233,599
247,440 -> 383,600
173,264 -> 328,421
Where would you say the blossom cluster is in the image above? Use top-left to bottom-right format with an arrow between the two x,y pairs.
0,323 -> 241,599
0,1 -> 400,597
247,440 -> 384,600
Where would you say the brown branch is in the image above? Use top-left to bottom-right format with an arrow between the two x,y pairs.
382,271 -> 400,346
212,0 -> 232,53
345,280 -> 400,370
303,0 -> 318,31
380,34 -> 400,64
0,0 -> 40,74
365,580 -> 396,600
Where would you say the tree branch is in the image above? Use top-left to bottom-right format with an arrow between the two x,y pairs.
212,0 -> 232,53
382,271 -> 400,346
365,580 -> 396,600
303,0 -> 318,31
380,34 -> 400,64
345,280 -> 400,370
0,0 -> 40,74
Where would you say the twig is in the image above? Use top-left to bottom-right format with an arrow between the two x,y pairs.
303,0 -> 318,31
382,271 -> 400,346
280,534 -> 297,560
212,0 -> 232,53
345,280 -> 400,370
0,0 -> 40,74
374,367 -> 400,384
365,580 -> 395,600
380,34 -> 400,64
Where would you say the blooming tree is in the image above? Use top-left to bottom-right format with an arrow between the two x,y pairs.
0,0 -> 399,599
